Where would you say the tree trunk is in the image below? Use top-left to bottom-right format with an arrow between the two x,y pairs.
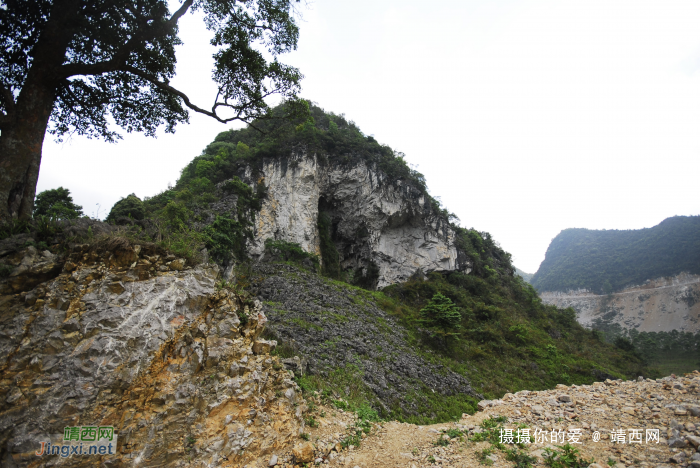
0,86 -> 55,221
0,0 -> 77,221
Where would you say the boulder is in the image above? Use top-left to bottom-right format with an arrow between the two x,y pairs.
252,339 -> 277,355
292,442 -> 315,463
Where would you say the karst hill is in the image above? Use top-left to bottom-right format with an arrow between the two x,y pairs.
533,217 -> 700,375
0,104 -> 654,466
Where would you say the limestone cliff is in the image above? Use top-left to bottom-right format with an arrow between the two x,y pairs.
0,238 -> 304,467
540,272 -> 700,333
242,153 -> 470,288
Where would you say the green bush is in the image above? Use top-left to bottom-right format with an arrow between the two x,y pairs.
0,218 -> 30,240
33,187 -> 83,219
204,216 -> 249,262
420,292 -> 462,334
107,193 -> 145,221
264,239 -> 319,268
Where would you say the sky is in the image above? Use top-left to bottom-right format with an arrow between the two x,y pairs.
38,0 -> 700,273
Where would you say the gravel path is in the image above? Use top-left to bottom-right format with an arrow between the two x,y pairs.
264,371 -> 700,468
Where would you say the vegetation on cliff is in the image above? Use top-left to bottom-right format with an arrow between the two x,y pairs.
531,216 -> 700,294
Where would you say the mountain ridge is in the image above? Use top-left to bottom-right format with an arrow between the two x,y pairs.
531,215 -> 700,294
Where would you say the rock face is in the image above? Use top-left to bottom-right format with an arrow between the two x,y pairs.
0,242 -> 304,466
540,272 -> 700,333
245,153 -> 471,288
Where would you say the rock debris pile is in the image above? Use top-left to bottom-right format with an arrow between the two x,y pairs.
277,372 -> 699,468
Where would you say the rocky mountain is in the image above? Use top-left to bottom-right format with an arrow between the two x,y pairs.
0,103 -> 655,466
531,216 -> 700,295
533,217 -> 700,369
541,272 -> 700,333
245,153 -> 469,288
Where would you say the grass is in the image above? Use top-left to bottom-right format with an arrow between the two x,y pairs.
542,444 -> 595,468
288,318 -> 322,332
647,355 -> 699,376
294,364 -> 378,412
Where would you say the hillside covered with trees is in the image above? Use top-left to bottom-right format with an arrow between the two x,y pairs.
531,216 -> 700,294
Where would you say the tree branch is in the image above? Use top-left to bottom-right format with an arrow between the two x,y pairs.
0,85 -> 16,128
121,65 -> 255,124
58,0 -> 194,78
0,85 -> 16,116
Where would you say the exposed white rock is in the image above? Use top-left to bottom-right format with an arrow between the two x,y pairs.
248,153 -> 470,287
540,272 -> 700,332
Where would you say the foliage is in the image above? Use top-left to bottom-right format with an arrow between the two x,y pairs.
380,256 -> 651,399
505,448 -> 538,468
531,216 -> 700,293
185,103 -> 434,202
0,0 -> 304,142
515,267 -> 534,283
264,239 -> 319,269
420,292 -> 462,334
613,336 -> 635,352
33,215 -> 63,240
0,218 -> 30,240
33,187 -> 83,219
542,444 -> 595,468
591,319 -> 700,374
317,212 -> 340,278
107,194 -> 145,221
204,216 -> 248,262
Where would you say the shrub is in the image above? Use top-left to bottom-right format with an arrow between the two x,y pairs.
107,194 -> 145,221
0,218 -> 30,239
33,187 -> 83,219
204,216 -> 249,262
420,292 -> 462,334
613,336 -> 635,352
264,239 -> 319,268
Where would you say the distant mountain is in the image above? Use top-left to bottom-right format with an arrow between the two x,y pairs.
515,267 -> 533,283
531,216 -> 700,294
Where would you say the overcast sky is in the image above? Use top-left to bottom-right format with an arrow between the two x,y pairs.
38,0 -> 700,273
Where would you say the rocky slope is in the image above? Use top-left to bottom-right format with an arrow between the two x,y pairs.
540,273 -> 700,333
252,262 -> 480,417
244,153 -> 470,288
0,236 -> 306,467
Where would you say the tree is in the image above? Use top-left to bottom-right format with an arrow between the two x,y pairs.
33,186 -> 83,219
0,0 -> 305,221
420,292 -> 462,334
107,193 -> 145,221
